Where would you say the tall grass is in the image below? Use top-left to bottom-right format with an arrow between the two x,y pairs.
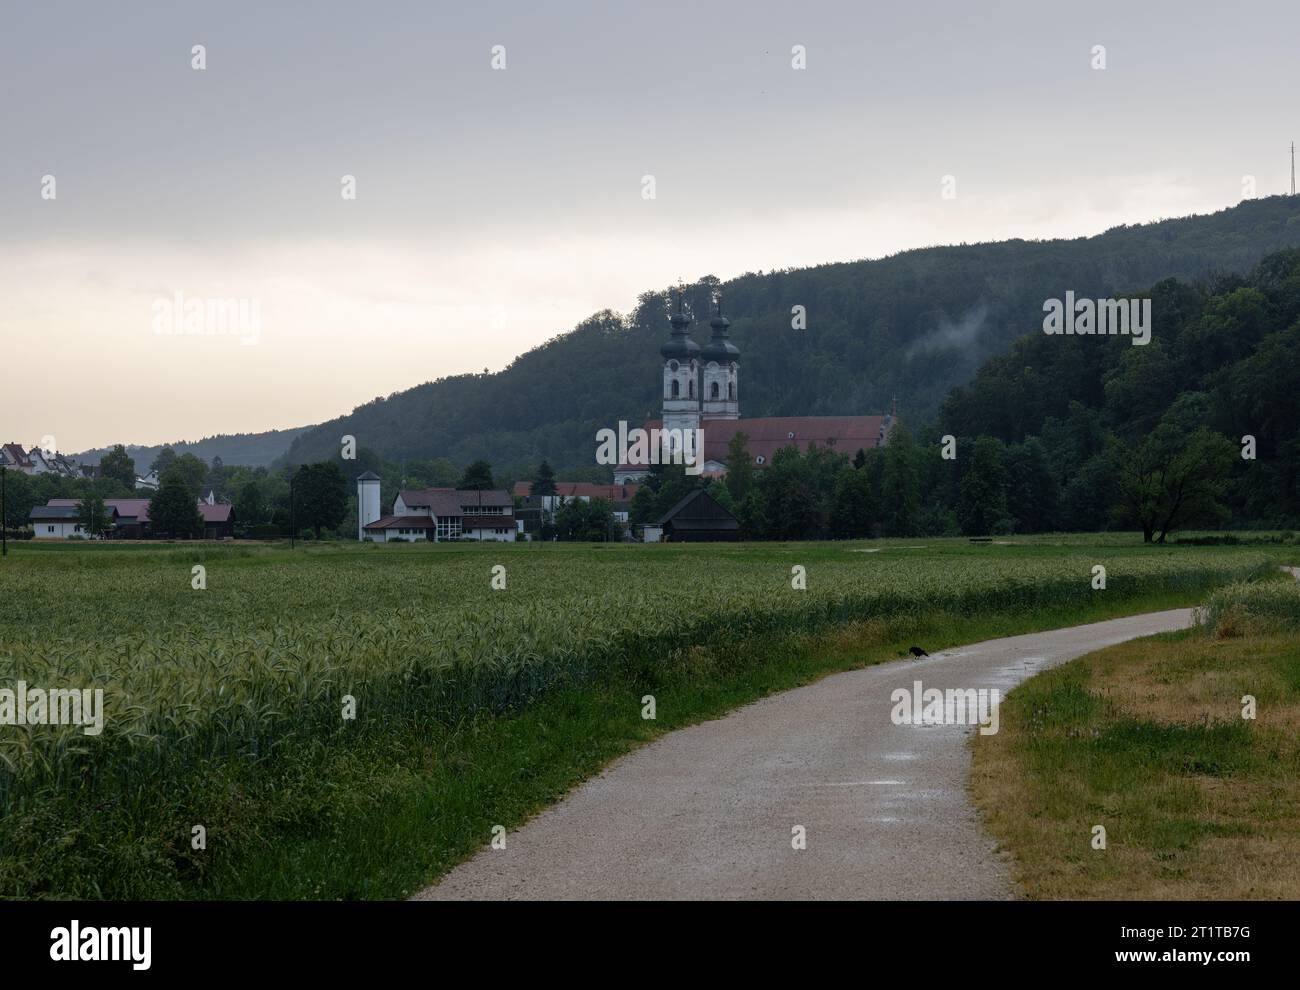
1200,577 -> 1300,636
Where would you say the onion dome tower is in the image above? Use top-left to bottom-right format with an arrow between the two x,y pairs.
660,288 -> 701,436
700,290 -> 739,421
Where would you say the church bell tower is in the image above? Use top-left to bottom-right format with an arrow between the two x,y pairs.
701,291 -> 739,421
660,289 -> 700,435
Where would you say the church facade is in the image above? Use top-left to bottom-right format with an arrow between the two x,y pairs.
615,292 -> 894,483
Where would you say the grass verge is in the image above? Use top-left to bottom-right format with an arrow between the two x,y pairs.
972,627 -> 1300,899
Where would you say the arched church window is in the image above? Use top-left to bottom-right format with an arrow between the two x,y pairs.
689,380 -> 695,398
671,380 -> 679,398
710,382 -> 719,399
728,382 -> 735,400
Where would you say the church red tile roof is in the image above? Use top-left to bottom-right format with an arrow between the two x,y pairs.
617,415 -> 889,470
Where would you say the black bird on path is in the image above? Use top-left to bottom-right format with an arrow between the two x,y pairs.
908,646 -> 929,658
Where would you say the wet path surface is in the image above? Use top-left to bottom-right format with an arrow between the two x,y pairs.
415,609 -> 1195,900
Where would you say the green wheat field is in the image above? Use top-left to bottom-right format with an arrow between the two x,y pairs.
0,536 -> 1286,898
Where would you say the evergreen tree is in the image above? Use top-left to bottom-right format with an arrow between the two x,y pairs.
205,455 -> 227,498
99,444 -> 136,491
629,483 -> 659,525
151,445 -> 177,475
724,432 -> 755,503
530,460 -> 557,497
880,424 -> 920,537
148,471 -> 203,538
458,460 -> 495,490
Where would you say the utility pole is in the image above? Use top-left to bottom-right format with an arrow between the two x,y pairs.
289,469 -> 296,549
1292,141 -> 1296,196
1,465 -> 7,557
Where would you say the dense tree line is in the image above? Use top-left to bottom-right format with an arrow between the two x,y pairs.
937,247 -> 1300,534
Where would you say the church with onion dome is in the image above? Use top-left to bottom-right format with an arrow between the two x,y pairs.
615,290 -> 895,483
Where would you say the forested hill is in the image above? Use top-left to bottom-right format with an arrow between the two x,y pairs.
74,426 -> 310,469
929,245 -> 1300,530
284,196 -> 1300,476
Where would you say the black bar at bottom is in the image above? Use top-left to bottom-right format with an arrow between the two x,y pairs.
0,900 -> 1291,978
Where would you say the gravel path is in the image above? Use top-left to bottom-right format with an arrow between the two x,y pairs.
414,608 -> 1196,900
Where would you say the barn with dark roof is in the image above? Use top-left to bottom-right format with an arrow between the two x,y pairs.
655,489 -> 739,542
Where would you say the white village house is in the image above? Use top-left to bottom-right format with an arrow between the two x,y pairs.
511,482 -> 639,521
28,503 -> 119,539
2,442 -> 83,478
356,473 -> 516,542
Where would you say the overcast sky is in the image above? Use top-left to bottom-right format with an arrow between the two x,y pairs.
3,0 -> 1297,452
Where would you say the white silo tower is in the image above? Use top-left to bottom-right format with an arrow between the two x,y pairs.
356,471 -> 381,540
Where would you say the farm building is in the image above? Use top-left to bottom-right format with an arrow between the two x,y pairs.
511,481 -> 639,513
33,498 -> 235,539
357,474 -> 516,542
29,503 -> 120,539
655,488 -> 739,542
512,481 -> 640,538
